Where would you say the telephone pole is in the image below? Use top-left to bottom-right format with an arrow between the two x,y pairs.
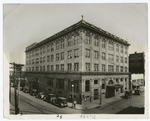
9,62 -> 24,115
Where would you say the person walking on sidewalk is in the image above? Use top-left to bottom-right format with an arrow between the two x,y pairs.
74,100 -> 77,108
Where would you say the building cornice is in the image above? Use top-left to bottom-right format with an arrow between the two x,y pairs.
25,20 -> 130,52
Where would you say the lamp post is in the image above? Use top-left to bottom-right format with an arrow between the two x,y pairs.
99,79 -> 102,105
72,84 -> 74,107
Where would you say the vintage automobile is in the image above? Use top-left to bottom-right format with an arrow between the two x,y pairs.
30,89 -> 38,96
43,94 -> 56,103
134,89 -> 141,95
23,86 -> 29,93
36,92 -> 47,99
124,90 -> 132,99
53,97 -> 68,108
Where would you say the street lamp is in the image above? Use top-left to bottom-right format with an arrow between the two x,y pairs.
72,84 -> 74,107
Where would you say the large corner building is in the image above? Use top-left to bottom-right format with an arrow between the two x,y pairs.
25,19 -> 130,104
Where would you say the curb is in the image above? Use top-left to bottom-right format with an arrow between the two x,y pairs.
68,105 -> 100,110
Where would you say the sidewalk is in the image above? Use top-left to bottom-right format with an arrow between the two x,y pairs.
68,87 -> 145,110
68,93 -> 124,110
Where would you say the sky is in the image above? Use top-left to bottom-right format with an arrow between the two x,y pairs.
3,3 -> 148,64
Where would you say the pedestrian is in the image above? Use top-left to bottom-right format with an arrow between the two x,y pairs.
74,100 -> 77,108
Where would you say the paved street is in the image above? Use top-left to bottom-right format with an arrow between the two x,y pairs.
10,87 -> 144,114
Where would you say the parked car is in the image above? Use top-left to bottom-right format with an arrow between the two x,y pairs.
43,94 -> 56,103
134,89 -> 141,95
23,86 -> 29,93
36,92 -> 47,99
30,89 -> 38,96
53,97 -> 68,108
124,90 -> 132,99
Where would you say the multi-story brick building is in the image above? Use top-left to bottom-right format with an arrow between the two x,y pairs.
25,19 -> 130,104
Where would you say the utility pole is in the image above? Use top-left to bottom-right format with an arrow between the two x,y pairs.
9,62 -> 24,115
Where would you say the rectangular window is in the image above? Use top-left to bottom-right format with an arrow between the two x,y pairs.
85,63 -> 90,71
74,80 -> 79,92
68,38 -> 72,46
120,46 -> 123,53
51,65 -> 53,71
102,79 -> 105,89
40,66 -> 42,71
68,50 -> 72,59
94,51 -> 99,59
85,49 -> 90,58
94,63 -> 99,71
56,65 -> 59,71
51,55 -> 54,62
43,56 -> 45,63
32,59 -> 34,64
40,57 -> 42,63
47,56 -> 50,62
94,80 -> 98,84
47,65 -> 49,71
85,35 -> 90,44
29,60 -> 31,65
125,67 -> 127,72
74,49 -> 79,58
108,42 -> 114,51
121,56 -> 123,63
36,58 -> 39,64
51,43 -> 54,52
102,40 -> 106,49
116,66 -> 119,72
102,64 -> 105,72
67,63 -> 72,71
56,53 -> 59,61
61,52 -> 64,60
94,37 -> 99,46
43,66 -> 45,71
29,67 -> 31,71
108,54 -> 114,62
120,66 -> 123,72
60,64 -> 64,71
108,65 -> 114,72
32,67 -> 34,71
36,66 -> 39,71
116,56 -> 119,62
56,42 -> 59,50
61,40 -> 65,49
102,52 -> 106,60
26,61 -> 28,65
74,63 -> 79,71
125,57 -> 127,63
74,36 -> 79,45
85,80 -> 90,92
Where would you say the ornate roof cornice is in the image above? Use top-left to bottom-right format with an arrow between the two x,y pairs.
25,20 -> 130,52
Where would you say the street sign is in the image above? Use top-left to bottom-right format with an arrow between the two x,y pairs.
129,52 -> 144,74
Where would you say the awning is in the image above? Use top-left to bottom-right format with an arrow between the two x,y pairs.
107,84 -> 123,89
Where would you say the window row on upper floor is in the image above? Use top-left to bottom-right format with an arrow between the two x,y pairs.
26,35 -> 128,59
26,63 -> 128,73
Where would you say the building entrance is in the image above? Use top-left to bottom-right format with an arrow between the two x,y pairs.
94,89 -> 98,100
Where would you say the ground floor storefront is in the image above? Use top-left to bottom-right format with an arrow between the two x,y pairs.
25,72 -> 130,104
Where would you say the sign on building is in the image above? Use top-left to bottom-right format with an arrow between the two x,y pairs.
129,52 -> 145,74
